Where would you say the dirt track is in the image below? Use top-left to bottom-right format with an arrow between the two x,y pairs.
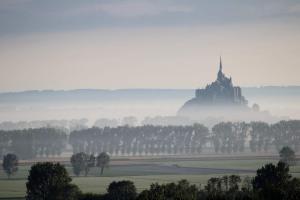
107,164 -> 255,176
14,154 -> 285,165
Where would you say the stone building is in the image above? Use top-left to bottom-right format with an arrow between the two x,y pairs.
177,58 -> 257,123
177,58 -> 277,124
194,57 -> 248,105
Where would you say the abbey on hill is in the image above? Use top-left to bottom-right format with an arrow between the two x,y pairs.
195,57 -> 247,106
177,58 -> 273,123
180,57 -> 248,108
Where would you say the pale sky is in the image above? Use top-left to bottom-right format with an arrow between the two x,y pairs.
0,0 -> 300,92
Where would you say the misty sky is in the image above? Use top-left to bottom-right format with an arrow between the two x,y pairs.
0,0 -> 300,92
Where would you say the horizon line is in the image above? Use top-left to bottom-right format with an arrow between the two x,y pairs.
1,85 -> 300,94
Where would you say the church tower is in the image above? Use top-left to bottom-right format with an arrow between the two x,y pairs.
178,57 -> 251,119
217,56 -> 224,81
219,56 -> 222,72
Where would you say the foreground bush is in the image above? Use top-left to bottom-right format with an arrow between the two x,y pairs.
78,193 -> 104,200
253,161 -> 300,200
26,162 -> 80,200
106,180 -> 137,200
25,161 -> 300,200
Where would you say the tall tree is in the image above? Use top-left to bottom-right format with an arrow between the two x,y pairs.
212,122 -> 234,153
272,120 -> 300,151
193,123 -> 209,153
2,153 -> 18,179
83,154 -> 95,176
249,121 -> 270,152
228,175 -> 241,192
70,152 -> 89,176
280,146 -> 296,166
96,152 -> 110,175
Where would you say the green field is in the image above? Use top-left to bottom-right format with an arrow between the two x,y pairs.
0,174 -> 252,198
161,159 -> 300,171
0,157 -> 299,199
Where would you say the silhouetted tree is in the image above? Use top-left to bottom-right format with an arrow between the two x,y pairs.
228,175 -> 241,192
272,120 -> 300,152
0,131 -> 10,158
280,146 -> 296,166
137,180 -> 198,200
249,122 -> 271,152
85,154 -> 96,176
212,122 -> 234,153
26,162 -> 80,200
107,180 -> 137,200
241,176 -> 253,192
0,128 -> 67,159
67,121 -> 300,156
2,153 -> 18,179
70,152 -> 89,176
193,123 -> 210,153
96,152 -> 110,175
78,193 -> 103,200
252,161 -> 300,200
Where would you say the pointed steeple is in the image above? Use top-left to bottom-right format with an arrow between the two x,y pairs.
217,56 -> 225,81
219,56 -> 222,72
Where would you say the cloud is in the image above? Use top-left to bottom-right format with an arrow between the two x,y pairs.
0,0 -> 299,36
0,0 -> 31,10
68,1 -> 194,18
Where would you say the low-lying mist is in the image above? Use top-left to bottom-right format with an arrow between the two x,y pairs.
0,87 -> 299,127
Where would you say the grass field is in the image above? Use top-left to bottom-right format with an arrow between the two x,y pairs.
161,159 -> 300,171
0,157 -> 299,199
0,174 -> 252,198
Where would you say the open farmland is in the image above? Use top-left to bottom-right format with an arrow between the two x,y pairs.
1,155 -> 299,199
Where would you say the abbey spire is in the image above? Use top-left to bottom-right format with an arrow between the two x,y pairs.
219,56 -> 222,72
217,56 -> 225,81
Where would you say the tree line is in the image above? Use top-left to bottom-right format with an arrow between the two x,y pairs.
70,120 -> 300,156
1,120 -> 299,159
0,119 -> 89,131
0,128 -> 67,159
3,146 -> 296,179
24,161 -> 300,200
